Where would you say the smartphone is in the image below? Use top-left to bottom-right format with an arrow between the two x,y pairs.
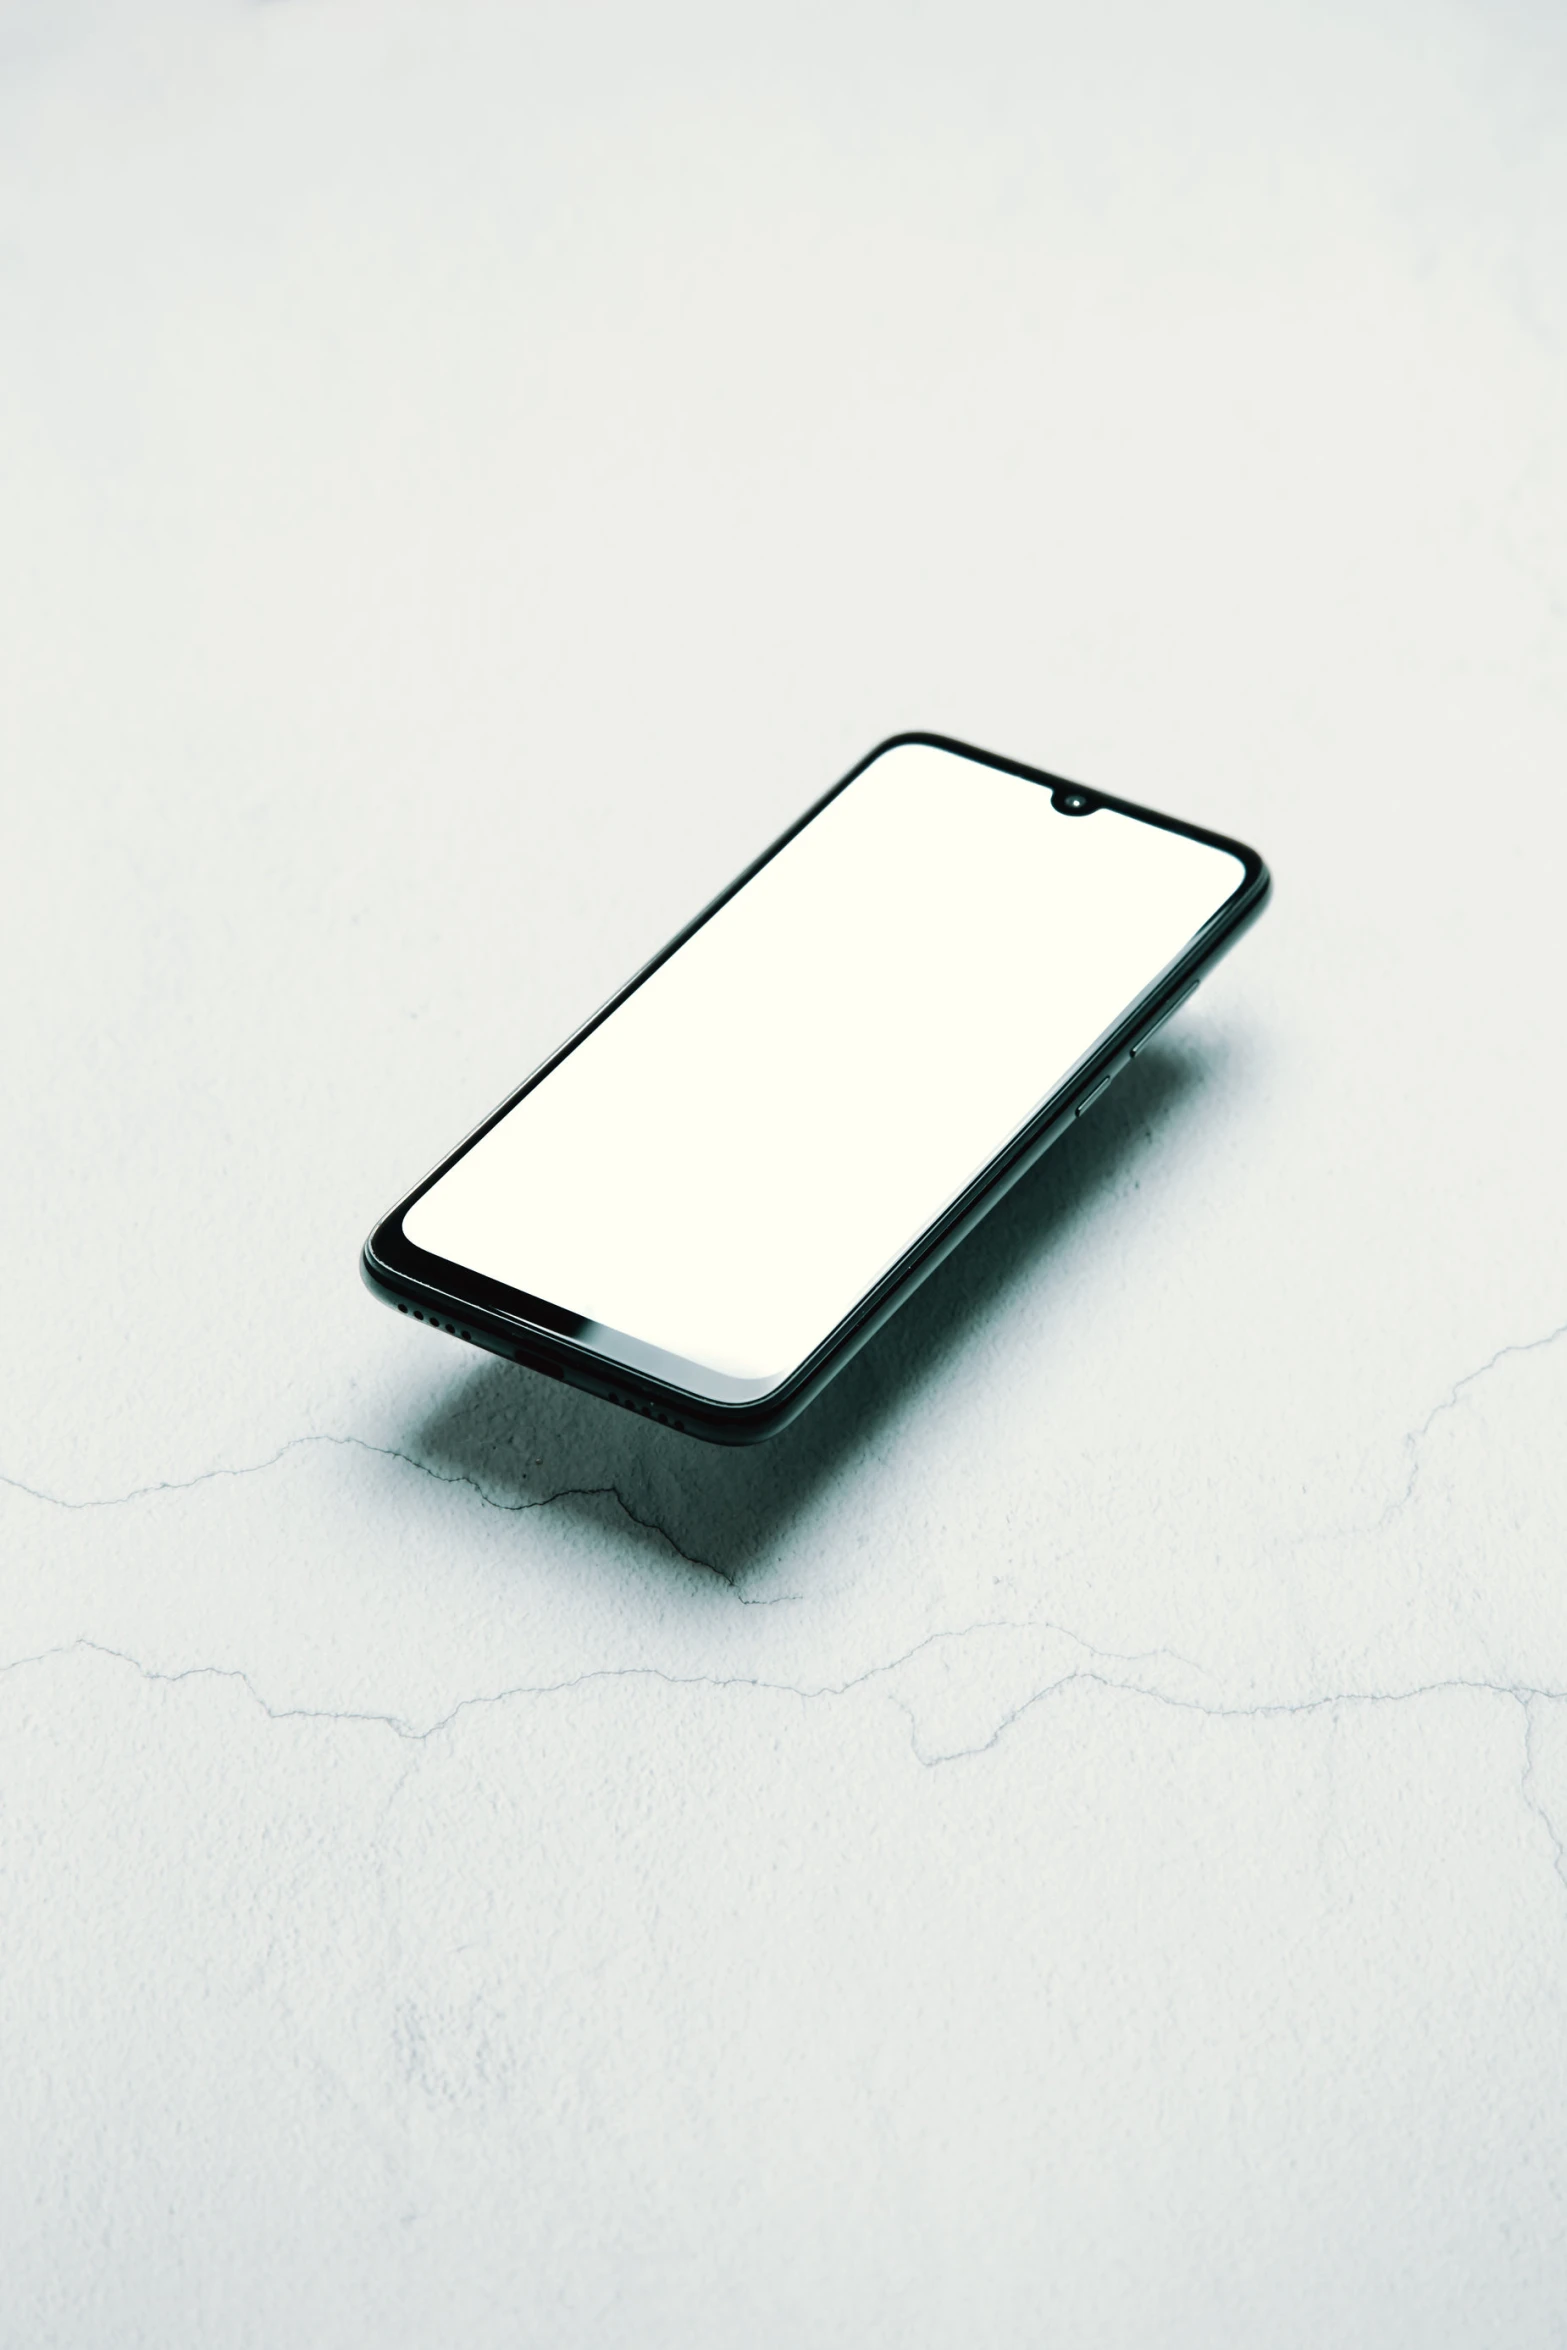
362,733 -> 1269,1443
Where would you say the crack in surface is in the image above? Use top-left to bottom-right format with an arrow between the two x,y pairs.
1370,1314 -> 1567,1533
1520,1699 -> 1567,1899
6,1306 -> 1565,1585
895,1668 -> 1567,1767
6,1634 -> 1567,1770
5,1311 -> 1567,1788
0,1622 -> 1039,1744
11,1636 -> 1567,1906
0,1434 -> 730,1581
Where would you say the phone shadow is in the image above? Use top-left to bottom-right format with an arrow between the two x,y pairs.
406,1038 -> 1218,1587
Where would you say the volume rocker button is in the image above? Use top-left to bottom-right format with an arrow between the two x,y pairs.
1130,982 -> 1197,1057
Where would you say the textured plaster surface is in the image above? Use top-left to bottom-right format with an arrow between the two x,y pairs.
4,2 -> 1567,2342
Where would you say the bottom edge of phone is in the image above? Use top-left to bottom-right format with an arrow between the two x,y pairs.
361,1255 -> 798,1446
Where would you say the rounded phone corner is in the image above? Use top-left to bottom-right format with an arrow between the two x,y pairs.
359,1231 -> 392,1299
359,1216 -> 405,1299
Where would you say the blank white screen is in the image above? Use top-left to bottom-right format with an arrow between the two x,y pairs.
405,745 -> 1242,1384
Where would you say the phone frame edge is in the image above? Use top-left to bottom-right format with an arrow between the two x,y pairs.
360,732 -> 1271,1446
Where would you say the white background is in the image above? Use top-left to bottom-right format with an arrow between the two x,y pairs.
3,2 -> 1566,2342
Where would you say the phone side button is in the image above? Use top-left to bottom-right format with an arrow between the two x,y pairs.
1076,1070 -> 1116,1118
1130,983 -> 1197,1057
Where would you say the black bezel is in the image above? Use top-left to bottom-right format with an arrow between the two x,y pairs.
361,731 -> 1270,1443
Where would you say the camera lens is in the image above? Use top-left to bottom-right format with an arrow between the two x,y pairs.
1052,787 -> 1095,816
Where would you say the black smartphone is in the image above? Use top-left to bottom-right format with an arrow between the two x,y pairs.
362,733 -> 1269,1443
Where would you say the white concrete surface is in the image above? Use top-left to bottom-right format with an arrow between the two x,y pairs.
4,2 -> 1567,2341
